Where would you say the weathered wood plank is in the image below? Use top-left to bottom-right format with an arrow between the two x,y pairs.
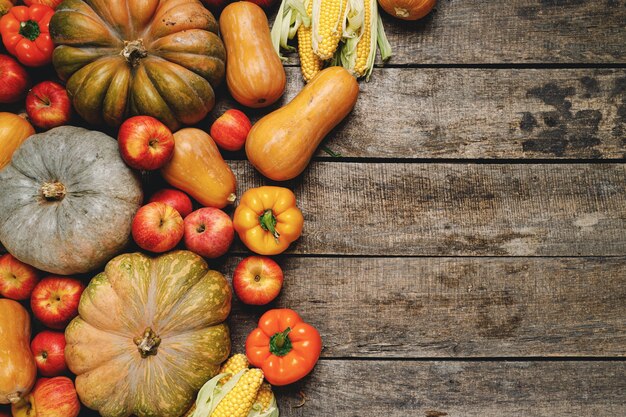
224,257 -> 626,358
7,67 -> 625,160
69,361 -> 626,417
226,162 -> 626,256
272,361 -> 626,417
276,0 -> 626,65
212,68 -> 626,160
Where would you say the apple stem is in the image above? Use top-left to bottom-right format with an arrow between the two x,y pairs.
40,181 -> 66,201
33,93 -> 50,106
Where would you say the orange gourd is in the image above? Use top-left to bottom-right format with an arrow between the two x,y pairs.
378,0 -> 436,21
161,128 -> 236,208
0,112 -> 35,170
0,299 -> 37,404
219,1 -> 286,108
246,67 -> 359,181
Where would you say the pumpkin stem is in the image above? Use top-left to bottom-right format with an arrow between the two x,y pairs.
6,392 -> 22,404
121,39 -> 148,67
134,327 -> 161,358
227,193 -> 237,204
40,181 -> 66,201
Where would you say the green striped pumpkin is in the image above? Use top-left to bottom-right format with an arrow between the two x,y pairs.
65,250 -> 231,417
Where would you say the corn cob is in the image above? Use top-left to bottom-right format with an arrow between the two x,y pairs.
218,354 -> 250,385
254,383 -> 275,412
352,0 -> 372,76
210,369 -> 265,417
298,0 -> 323,82
312,0 -> 348,60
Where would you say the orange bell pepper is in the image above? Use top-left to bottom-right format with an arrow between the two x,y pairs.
0,5 -> 54,67
246,309 -> 322,386
233,186 -> 303,255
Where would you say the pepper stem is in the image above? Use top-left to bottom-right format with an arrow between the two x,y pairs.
259,209 -> 280,243
19,20 -> 40,41
269,327 -> 292,357
133,327 -> 161,358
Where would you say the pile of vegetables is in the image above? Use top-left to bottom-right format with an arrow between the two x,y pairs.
0,0 -> 437,415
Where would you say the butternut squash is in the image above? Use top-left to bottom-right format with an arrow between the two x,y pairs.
161,128 -> 237,208
219,1 -> 286,108
0,112 -> 35,170
246,66 -> 359,181
0,299 -> 37,404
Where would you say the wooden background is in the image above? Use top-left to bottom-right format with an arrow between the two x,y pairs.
224,1 -> 626,415
1,0 -> 625,416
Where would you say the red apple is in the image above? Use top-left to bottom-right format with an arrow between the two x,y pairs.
0,54 -> 29,103
118,116 -> 175,170
132,202 -> 184,252
26,81 -> 72,130
31,331 -> 67,377
184,208 -> 234,258
233,256 -> 283,305
0,253 -> 40,300
210,109 -> 252,151
148,188 -> 193,218
12,377 -> 80,417
31,276 -> 85,330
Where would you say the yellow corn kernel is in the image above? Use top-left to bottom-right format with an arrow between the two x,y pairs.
353,0 -> 372,76
298,0 -> 323,82
210,369 -> 264,417
218,354 -> 250,385
313,0 -> 348,60
254,383 -> 274,411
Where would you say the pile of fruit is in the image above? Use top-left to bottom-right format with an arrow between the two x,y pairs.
0,0 -> 435,416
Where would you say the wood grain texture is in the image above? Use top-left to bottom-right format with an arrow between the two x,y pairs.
227,161 -> 626,256
70,361 -> 626,417
271,361 -> 626,417
276,0 -> 626,65
212,68 -> 626,159
225,257 -> 626,358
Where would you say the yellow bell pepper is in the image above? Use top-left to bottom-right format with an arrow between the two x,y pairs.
233,186 -> 304,255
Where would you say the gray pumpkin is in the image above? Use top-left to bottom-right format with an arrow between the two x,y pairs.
0,126 -> 143,275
